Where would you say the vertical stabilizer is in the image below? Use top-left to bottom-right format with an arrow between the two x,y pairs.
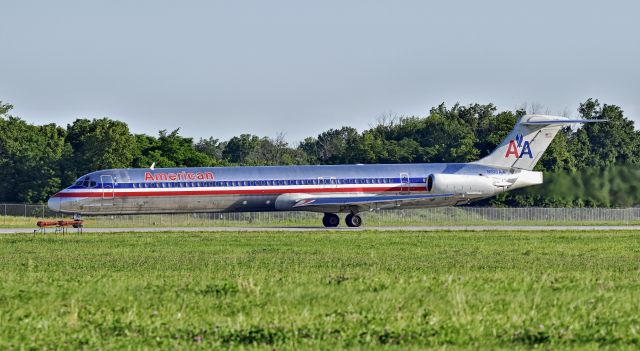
474,115 -> 604,170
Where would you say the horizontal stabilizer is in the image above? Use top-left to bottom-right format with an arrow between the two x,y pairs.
293,193 -> 456,208
521,118 -> 607,125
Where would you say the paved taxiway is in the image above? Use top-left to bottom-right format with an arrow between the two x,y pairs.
3,225 -> 640,234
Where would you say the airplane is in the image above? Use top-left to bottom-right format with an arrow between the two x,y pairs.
47,115 -> 603,227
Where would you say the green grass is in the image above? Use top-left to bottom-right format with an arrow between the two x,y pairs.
1,230 -> 639,349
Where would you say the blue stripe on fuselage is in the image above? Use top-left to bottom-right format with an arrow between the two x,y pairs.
67,163 -> 507,190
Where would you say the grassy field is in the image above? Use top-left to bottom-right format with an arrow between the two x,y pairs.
0,230 -> 639,349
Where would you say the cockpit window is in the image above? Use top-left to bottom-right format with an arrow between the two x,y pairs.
74,176 -> 98,188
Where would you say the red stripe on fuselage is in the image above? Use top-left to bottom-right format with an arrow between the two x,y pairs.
53,186 -> 426,198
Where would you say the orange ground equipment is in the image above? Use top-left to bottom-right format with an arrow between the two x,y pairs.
36,219 -> 84,233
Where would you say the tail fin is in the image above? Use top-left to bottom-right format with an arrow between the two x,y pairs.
474,114 -> 605,170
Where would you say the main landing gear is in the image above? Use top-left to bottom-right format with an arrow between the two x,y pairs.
322,213 -> 340,227
345,213 -> 362,227
322,213 -> 362,228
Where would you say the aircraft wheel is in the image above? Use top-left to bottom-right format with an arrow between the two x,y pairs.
322,213 -> 340,227
345,213 -> 362,227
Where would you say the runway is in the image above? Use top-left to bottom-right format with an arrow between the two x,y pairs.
3,225 -> 640,234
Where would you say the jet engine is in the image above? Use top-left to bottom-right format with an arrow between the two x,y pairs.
427,173 -> 498,196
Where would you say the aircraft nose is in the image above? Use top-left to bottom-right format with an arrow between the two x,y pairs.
47,196 -> 60,212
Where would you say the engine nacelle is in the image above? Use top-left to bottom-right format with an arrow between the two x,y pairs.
427,173 -> 497,196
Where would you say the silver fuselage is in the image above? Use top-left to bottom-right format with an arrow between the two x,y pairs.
47,163 -> 540,215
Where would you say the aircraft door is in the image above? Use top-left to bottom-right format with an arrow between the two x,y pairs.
400,173 -> 410,194
101,175 -> 115,206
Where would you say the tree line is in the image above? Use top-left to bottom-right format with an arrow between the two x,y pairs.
1,98 -> 639,207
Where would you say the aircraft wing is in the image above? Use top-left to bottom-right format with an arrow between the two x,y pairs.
292,193 -> 457,209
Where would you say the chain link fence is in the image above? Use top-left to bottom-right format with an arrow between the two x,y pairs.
3,203 -> 640,227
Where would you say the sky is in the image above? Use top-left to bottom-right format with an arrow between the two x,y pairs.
1,0 -> 638,143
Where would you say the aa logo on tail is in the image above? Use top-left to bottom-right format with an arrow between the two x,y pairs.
504,134 -> 533,158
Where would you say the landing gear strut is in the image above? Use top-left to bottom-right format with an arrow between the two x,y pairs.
322,213 -> 340,227
345,213 -> 363,227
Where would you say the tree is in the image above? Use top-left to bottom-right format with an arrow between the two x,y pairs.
223,134 -> 261,164
195,137 -> 225,163
306,127 -> 361,164
65,118 -> 137,175
243,133 -> 308,166
134,129 -> 214,168
418,113 -> 478,163
0,116 -> 69,202
572,99 -> 640,168
0,101 -> 13,117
